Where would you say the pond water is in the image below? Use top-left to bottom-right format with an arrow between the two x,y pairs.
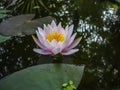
0,0 -> 120,90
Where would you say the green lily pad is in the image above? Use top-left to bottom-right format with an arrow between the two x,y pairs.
0,64 -> 84,90
0,14 -> 55,36
0,35 -> 11,43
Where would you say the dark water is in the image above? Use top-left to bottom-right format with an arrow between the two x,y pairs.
0,0 -> 120,90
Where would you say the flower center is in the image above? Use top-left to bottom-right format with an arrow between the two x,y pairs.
46,32 -> 65,42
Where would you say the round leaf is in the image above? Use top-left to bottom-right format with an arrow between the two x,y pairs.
0,64 -> 84,90
0,14 -> 55,36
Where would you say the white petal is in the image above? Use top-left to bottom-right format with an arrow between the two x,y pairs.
36,31 -> 53,50
37,30 -> 46,45
61,49 -> 79,55
50,40 -> 61,55
43,24 -> 47,29
38,28 -> 45,37
38,27 -> 43,31
38,27 -> 45,36
51,48 -> 61,55
58,22 -> 62,28
33,48 -> 52,55
51,20 -> 56,28
65,25 -> 68,32
50,39 -> 58,47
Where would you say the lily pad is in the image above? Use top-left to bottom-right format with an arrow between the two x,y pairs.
0,35 -> 11,43
0,64 -> 84,90
0,14 -> 55,36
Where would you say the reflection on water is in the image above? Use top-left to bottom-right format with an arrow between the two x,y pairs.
0,36 -> 38,78
0,0 -> 120,90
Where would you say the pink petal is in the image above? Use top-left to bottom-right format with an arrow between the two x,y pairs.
64,33 -> 77,49
36,31 -> 44,45
66,25 -> 74,40
60,39 -> 68,51
57,23 -> 65,34
32,35 -> 46,49
66,37 -> 82,50
61,49 -> 79,55
33,48 -> 52,55
48,24 -> 54,32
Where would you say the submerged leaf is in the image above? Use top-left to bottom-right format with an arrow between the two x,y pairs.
7,0 -> 19,7
33,6 -> 40,9
0,10 -> 10,18
0,64 -> 84,90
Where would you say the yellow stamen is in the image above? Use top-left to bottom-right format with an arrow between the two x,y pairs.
46,32 -> 65,42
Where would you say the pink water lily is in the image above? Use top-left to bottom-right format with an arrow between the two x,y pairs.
32,20 -> 81,56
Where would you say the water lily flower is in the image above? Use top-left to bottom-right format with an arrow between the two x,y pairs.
32,20 -> 81,56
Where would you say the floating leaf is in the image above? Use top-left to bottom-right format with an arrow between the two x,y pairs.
0,64 -> 84,90
62,83 -> 68,87
0,10 -> 10,18
0,35 -> 11,43
0,14 -> 55,36
33,6 -> 40,9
